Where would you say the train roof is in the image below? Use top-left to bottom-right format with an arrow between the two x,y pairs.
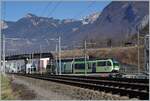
56,57 -> 118,62
57,57 -> 85,62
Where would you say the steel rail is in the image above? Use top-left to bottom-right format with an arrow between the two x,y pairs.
52,74 -> 149,84
42,75 -> 149,92
17,74 -> 149,100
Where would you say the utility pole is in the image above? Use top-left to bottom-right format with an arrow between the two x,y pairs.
58,36 -> 61,75
0,36 -> 1,73
40,45 -> 42,74
72,42 -> 75,74
2,34 -> 5,75
47,37 -> 62,75
29,52 -> 31,74
84,40 -> 87,75
137,28 -> 140,74
1,0 -> 5,75
55,44 -> 58,75
83,40 -> 96,75
0,0 -> 1,74
32,52 -> 34,73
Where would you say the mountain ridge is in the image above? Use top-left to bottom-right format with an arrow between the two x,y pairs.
1,1 -> 149,54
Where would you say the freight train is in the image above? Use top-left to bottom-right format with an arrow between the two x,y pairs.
46,58 -> 120,74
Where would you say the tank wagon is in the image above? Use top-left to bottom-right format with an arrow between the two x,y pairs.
46,58 -> 120,74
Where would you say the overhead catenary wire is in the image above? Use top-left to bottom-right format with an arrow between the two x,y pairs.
41,2 -> 52,17
73,1 -> 95,19
47,1 -> 61,18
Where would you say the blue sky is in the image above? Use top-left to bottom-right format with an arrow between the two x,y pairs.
2,1 -> 111,21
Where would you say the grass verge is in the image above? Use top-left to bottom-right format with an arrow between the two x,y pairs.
1,74 -> 16,100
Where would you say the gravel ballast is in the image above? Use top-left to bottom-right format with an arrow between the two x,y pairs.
9,74 -> 137,100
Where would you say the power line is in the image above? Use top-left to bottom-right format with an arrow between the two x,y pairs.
73,1 -> 95,19
41,2 -> 52,17
47,1 -> 61,18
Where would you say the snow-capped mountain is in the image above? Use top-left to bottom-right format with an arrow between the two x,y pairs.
2,1 -> 149,53
82,12 -> 100,25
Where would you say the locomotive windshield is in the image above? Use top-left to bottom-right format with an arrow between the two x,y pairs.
113,61 -> 119,66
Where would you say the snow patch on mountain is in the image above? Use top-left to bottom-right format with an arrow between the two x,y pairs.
82,12 -> 100,25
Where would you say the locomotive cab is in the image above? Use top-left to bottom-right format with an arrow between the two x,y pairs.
112,60 -> 120,72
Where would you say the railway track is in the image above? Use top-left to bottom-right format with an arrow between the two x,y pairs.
46,74 -> 149,84
43,75 -> 149,91
13,73 -> 149,100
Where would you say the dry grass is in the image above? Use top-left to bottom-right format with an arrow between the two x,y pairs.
1,74 -> 36,100
60,46 -> 144,69
1,74 -> 16,100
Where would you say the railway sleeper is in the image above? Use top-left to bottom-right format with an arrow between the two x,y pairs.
14,74 -> 149,100
43,75 -> 149,92
33,76 -> 149,100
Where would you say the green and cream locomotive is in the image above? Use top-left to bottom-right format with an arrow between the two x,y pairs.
46,58 -> 120,74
